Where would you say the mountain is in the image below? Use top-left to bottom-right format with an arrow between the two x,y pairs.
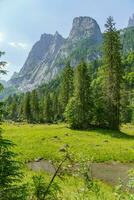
9,32 -> 65,91
121,14 -> 134,53
53,17 -> 102,69
128,14 -> 134,28
8,15 -> 134,92
8,16 -> 102,91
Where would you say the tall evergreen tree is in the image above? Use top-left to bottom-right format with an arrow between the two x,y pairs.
60,63 -> 74,113
10,95 -> 19,121
44,94 -> 52,123
51,92 -> 61,121
103,17 -> 122,130
23,92 -> 31,123
0,135 -> 28,200
65,60 -> 92,129
91,66 -> 108,128
30,90 -> 39,123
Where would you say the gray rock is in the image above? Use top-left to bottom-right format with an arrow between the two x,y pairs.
69,16 -> 102,43
59,147 -> 66,152
8,16 -> 102,91
8,31 -> 65,91
65,133 -> 69,136
35,157 -> 43,162
59,144 -> 69,152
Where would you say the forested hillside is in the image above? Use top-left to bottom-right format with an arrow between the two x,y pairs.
4,18 -> 134,128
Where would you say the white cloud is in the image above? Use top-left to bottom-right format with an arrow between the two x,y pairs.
0,32 -> 5,42
9,42 -> 17,48
8,42 -> 28,50
18,42 -> 28,50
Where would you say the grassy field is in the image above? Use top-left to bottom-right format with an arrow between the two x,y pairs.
2,123 -> 134,199
2,123 -> 134,163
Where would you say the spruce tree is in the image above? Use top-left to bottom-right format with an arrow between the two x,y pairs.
30,90 -> 39,123
51,92 -> 60,122
60,62 -> 74,113
0,134 -> 27,200
103,17 -> 122,130
10,95 -> 19,121
44,94 -> 52,123
91,66 -> 108,128
65,60 -> 92,129
23,92 -> 31,123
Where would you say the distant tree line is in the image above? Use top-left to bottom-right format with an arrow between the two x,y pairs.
3,17 -> 134,130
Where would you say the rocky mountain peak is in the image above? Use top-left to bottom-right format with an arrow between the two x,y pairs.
40,33 -> 53,40
54,31 -> 60,37
8,16 -> 103,91
18,32 -> 65,77
69,16 -> 102,42
128,14 -> 134,27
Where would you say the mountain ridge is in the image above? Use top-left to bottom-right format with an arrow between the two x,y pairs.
8,15 -> 134,92
8,16 -> 102,91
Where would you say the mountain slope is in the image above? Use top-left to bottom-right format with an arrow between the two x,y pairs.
9,16 -> 102,91
8,15 -> 134,92
9,32 -> 65,91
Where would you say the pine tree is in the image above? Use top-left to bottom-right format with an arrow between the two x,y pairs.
60,63 -> 74,113
18,95 -> 25,121
51,92 -> 61,122
91,66 -> 108,128
10,95 -> 19,121
0,134 -> 28,200
103,17 -> 122,130
30,90 -> 39,123
23,92 -> 31,123
44,94 -> 52,123
65,60 -> 92,129
38,96 -> 45,123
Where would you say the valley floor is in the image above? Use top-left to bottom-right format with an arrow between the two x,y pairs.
2,122 -> 134,199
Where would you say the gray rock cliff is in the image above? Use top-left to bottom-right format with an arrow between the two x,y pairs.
9,16 -> 102,91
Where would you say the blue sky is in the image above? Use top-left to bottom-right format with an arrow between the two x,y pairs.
0,0 -> 134,80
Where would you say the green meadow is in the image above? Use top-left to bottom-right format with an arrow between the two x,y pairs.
1,123 -> 134,199
3,123 -> 134,163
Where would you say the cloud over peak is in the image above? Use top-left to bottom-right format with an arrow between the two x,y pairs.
8,42 -> 28,50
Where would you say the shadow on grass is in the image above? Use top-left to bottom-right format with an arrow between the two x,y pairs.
57,124 -> 134,140
96,128 -> 134,140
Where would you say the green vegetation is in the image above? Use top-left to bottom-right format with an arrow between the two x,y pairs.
121,27 -> 134,53
3,123 -> 134,163
4,18 -> 134,130
0,134 -> 28,200
65,60 -> 92,129
60,62 -> 74,114
2,122 -> 134,199
1,17 -> 134,199
103,16 -> 122,130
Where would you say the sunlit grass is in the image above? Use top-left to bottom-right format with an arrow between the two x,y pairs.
2,122 -> 134,199
2,122 -> 134,163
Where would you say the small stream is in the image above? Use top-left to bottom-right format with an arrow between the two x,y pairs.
27,160 -> 134,186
